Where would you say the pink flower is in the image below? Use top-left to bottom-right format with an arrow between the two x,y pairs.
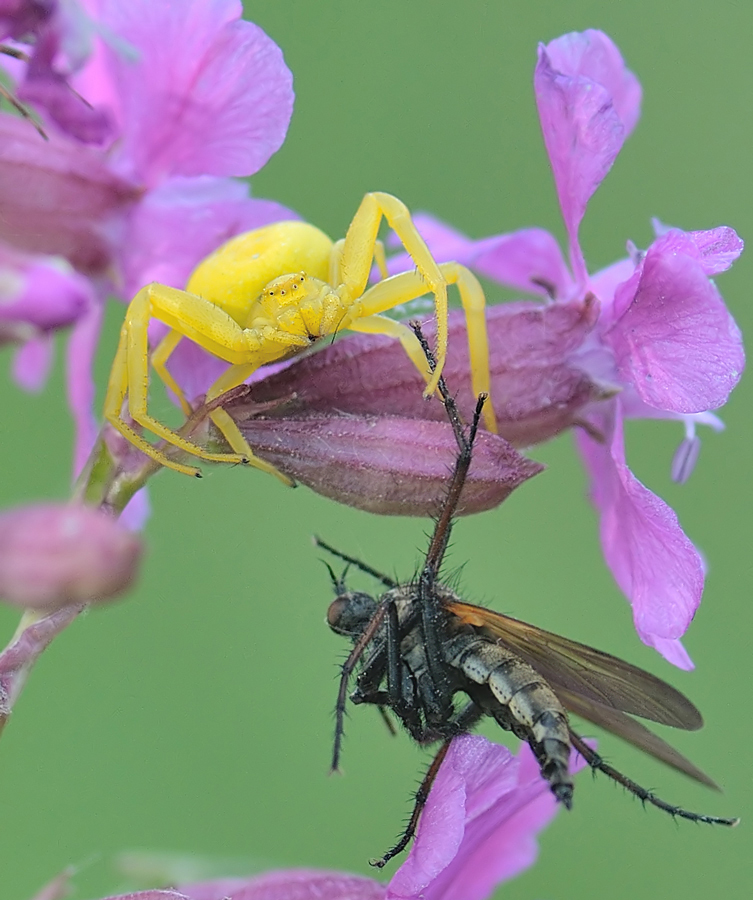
373,30 -> 744,668
6,0 -> 115,144
0,0 -> 296,472
35,736 -> 584,900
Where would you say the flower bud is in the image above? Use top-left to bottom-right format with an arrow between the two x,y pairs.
235,412 -> 544,516
0,503 -> 142,610
249,298 -> 604,448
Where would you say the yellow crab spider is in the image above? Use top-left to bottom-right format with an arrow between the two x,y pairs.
104,191 -> 495,480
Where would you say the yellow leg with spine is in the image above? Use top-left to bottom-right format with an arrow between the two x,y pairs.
151,329 -> 191,416
206,362 -> 295,486
338,193 -> 448,396
104,286 -> 292,478
347,263 -> 496,432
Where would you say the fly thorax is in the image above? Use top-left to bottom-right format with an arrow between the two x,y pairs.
247,274 -> 343,340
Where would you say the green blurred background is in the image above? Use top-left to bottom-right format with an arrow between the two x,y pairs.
1,1 -> 751,897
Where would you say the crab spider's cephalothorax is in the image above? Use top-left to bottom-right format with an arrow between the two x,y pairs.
104,192 -> 494,479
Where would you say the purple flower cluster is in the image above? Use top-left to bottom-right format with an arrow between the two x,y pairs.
289,30 -> 743,668
0,9 -> 743,900
0,0 -> 295,472
0,0 -> 297,681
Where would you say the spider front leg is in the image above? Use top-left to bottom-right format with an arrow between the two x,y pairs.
151,312 -> 299,485
104,284 -> 297,482
347,262 -> 496,433
104,291 -> 233,478
337,193 -> 449,396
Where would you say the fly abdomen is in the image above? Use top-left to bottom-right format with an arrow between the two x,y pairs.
447,633 -> 573,806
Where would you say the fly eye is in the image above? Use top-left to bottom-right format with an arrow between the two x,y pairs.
327,597 -> 349,629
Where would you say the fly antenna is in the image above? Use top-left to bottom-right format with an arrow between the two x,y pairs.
314,536 -> 397,588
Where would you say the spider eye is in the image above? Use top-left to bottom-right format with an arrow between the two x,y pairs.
280,290 -> 286,295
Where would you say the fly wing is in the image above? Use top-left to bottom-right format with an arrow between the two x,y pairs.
446,600 -> 702,730
559,686 -> 718,788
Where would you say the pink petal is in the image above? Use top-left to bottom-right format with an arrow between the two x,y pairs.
65,297 -> 104,476
97,0 -> 293,184
0,247 -> 94,332
544,31 -> 641,135
179,872 -> 384,900
652,222 -> 743,275
385,218 -> 573,301
648,636 -> 694,670
576,405 -> 702,668
0,113 -> 138,272
535,31 -> 641,284
18,25 -> 115,144
388,737 -> 584,900
588,256 -> 636,326
119,175 -> 298,298
12,334 -> 54,391
0,0 -> 53,40
608,233 -> 744,413
471,228 -> 573,299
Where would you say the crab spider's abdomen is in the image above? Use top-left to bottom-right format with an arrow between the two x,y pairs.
187,220 -> 334,326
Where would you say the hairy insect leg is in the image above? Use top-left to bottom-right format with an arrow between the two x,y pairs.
409,322 -> 488,719
332,599 -> 390,772
348,262 -> 494,432
103,318 -> 202,477
569,731 -> 739,827
371,738 -> 453,869
377,705 -> 398,737
206,362 -> 295,486
329,237 -> 388,285
411,321 -> 486,577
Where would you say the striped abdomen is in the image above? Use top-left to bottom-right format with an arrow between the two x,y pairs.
445,632 -> 574,806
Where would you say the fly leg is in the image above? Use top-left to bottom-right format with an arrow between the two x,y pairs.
371,738 -> 452,869
411,322 -> 487,728
331,599 -> 389,772
371,702 -> 484,868
569,731 -> 738,826
351,600 -> 426,742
